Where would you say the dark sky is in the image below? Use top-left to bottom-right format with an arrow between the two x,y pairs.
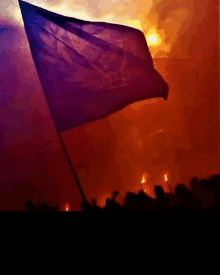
0,0 -> 219,210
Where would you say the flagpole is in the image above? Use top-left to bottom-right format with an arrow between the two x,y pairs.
56,131 -> 87,203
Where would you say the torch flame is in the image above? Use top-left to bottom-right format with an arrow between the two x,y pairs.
65,204 -> 69,211
164,173 -> 168,182
145,29 -> 162,47
141,174 -> 147,184
141,174 -> 150,194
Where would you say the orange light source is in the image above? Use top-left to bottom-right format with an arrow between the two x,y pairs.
164,173 -> 168,182
148,34 -> 158,44
141,174 -> 150,194
65,204 -> 69,211
13,7 -> 23,26
141,174 -> 147,184
145,29 -> 162,47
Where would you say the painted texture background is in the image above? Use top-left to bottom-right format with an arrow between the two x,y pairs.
0,0 -> 219,210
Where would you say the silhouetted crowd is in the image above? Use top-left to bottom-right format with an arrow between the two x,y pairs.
24,174 -> 220,212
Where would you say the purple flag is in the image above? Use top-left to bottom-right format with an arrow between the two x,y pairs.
19,0 -> 168,132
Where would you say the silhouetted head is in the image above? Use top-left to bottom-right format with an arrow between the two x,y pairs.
124,192 -> 137,208
154,185 -> 165,199
24,199 -> 32,206
124,192 -> 136,200
200,179 -> 209,188
137,190 -> 152,201
210,175 -> 220,187
81,200 -> 92,211
112,191 -> 119,200
190,177 -> 200,187
91,198 -> 96,205
105,198 -> 112,206
190,177 -> 201,194
175,184 -> 189,197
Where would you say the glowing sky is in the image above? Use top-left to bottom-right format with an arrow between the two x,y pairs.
1,0 -> 219,210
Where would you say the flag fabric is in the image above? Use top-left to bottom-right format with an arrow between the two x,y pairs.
19,0 -> 168,132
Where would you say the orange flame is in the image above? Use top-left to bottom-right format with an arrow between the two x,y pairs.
164,173 -> 168,182
65,203 -> 69,211
141,174 -> 150,194
141,174 -> 147,184
145,29 -> 162,47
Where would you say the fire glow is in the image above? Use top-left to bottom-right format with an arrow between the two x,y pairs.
141,174 -> 150,194
141,174 -> 147,184
164,173 -> 168,182
146,29 -> 162,47
65,204 -> 69,211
